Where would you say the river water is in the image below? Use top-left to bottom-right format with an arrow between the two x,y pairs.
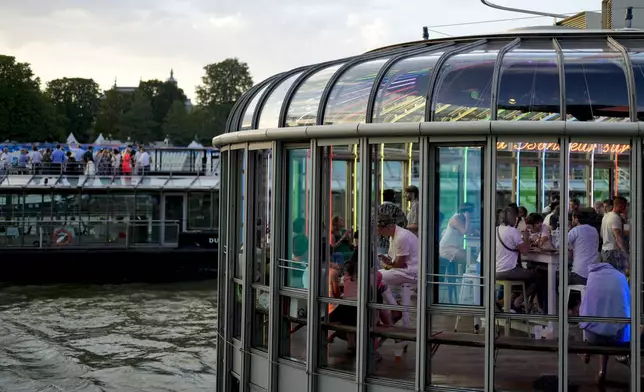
0,280 -> 217,392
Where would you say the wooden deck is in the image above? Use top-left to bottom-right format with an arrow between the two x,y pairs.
282,314 -> 634,391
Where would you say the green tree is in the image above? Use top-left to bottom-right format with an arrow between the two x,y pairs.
139,78 -> 187,140
162,100 -> 193,146
93,89 -> 135,141
196,58 -> 253,106
115,92 -> 156,143
0,55 -> 63,142
45,77 -> 101,143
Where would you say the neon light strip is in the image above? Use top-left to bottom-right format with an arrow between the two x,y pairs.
380,144 -> 385,205
463,147 -> 468,249
614,153 -> 619,197
590,148 -> 595,207
516,143 -> 521,205
541,147 -> 546,212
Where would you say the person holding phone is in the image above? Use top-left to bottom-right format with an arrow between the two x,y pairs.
331,216 -> 354,263
439,203 -> 474,265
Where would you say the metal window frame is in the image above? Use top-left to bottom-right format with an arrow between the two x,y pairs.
365,42 -> 456,123
608,36 -> 638,122
630,137 -> 642,392
424,39 -> 488,122
558,137 -> 570,392
252,67 -> 309,130
240,145 -> 254,392
483,135 -> 497,392
306,139 -> 322,392
229,83 -> 267,133
489,38 -> 521,121
278,60 -> 355,128
417,136 -> 430,389
316,46 -> 423,126
236,75 -> 286,132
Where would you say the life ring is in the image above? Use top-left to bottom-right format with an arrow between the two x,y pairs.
52,228 -> 72,246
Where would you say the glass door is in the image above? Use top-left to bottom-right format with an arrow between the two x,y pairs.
162,194 -> 185,244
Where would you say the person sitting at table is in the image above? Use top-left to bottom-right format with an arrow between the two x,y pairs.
495,207 -> 541,313
525,213 -> 550,248
518,206 -> 528,231
509,203 -> 526,232
331,215 -> 355,262
328,250 -> 401,355
439,203 -> 474,265
568,210 -> 599,286
579,250 -> 631,386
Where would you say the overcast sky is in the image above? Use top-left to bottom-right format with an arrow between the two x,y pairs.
0,0 -> 600,101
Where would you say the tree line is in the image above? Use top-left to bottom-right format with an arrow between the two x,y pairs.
0,55 -> 254,146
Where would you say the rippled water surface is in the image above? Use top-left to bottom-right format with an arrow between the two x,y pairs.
0,281 -> 217,392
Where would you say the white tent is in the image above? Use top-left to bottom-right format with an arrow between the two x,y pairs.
66,133 -> 79,144
187,140 -> 203,148
94,133 -> 106,145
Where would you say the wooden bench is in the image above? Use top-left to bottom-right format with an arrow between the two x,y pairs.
429,332 -> 632,361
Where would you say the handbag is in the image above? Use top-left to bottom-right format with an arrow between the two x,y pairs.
496,226 -> 521,267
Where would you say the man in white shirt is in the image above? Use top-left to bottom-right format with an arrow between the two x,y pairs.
377,213 -> 418,285
600,197 -> 628,269
137,147 -> 151,175
377,213 -> 418,328
568,211 -> 599,285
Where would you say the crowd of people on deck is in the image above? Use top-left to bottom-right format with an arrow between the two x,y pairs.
492,194 -> 631,384
288,185 -> 633,383
0,144 -> 151,176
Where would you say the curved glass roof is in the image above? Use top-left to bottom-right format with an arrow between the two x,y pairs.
227,31 -> 644,133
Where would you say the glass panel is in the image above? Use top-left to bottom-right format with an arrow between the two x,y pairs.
2,175 -> 32,186
432,41 -> 509,122
279,295 -> 307,362
252,288 -> 270,351
109,176 -> 139,188
233,283 -> 242,339
560,40 -> 629,122
494,140 -> 560,389
190,177 -> 219,189
163,195 -> 183,243
372,50 -> 447,123
323,59 -> 389,125
319,145 -> 359,298
234,150 -> 246,279
163,177 -> 195,189
497,41 -> 561,121
283,148 -> 311,289
621,39 -> 644,120
251,149 -> 271,287
131,193 -> 161,245
188,192 -> 213,230
286,64 -> 344,127
137,176 -> 168,188
55,175 -> 85,188
27,175 -> 55,187
567,141 -> 631,389
367,142 -> 419,380
258,72 -> 303,129
240,85 -> 269,131
435,146 -> 483,305
82,177 -> 113,188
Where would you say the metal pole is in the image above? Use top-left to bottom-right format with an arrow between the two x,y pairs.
480,0 -> 567,18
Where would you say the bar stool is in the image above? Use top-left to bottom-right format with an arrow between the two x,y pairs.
496,280 -> 529,313
567,284 -> 586,304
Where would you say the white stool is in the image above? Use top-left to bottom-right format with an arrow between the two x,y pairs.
496,280 -> 529,313
567,284 -> 587,341
567,284 -> 586,305
399,283 -> 412,328
454,273 -> 481,332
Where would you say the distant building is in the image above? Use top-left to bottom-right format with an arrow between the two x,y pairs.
557,0 -> 644,29
102,69 -> 194,112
